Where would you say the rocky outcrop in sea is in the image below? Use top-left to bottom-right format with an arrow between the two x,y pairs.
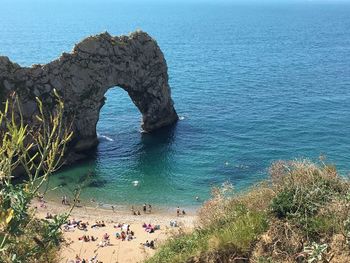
0,31 -> 178,161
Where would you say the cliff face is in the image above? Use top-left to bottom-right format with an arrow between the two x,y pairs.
0,31 -> 178,156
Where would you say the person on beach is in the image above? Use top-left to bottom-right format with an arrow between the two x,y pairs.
131,205 -> 135,215
78,222 -> 87,231
40,201 -> 47,208
103,233 -> 110,241
127,233 -> 133,241
182,209 -> 186,216
177,206 -> 180,216
111,205 -> 115,212
45,212 -> 53,219
137,210 -> 141,215
143,203 -> 147,213
148,204 -> 152,213
121,231 -> 126,241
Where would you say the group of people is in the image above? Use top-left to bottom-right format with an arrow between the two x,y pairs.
78,221 -> 89,231
176,206 -> 186,216
62,195 -> 82,205
69,218 -> 157,263
61,195 -> 69,205
142,223 -> 160,233
34,194 -> 48,209
97,233 -> 111,247
65,220 -> 107,231
63,218 -> 80,231
143,240 -> 155,249
45,212 -> 54,219
131,204 -> 186,217
73,254 -> 98,263
77,223 -> 137,247
131,203 -> 152,215
91,221 -> 106,228
78,235 -> 98,242
114,223 -> 135,241
115,230 -> 135,241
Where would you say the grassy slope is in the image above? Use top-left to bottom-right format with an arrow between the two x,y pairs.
147,160 -> 350,263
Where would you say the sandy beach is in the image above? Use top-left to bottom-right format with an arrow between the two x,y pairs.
34,199 -> 197,263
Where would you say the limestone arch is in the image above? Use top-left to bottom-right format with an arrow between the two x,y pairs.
0,31 -> 178,154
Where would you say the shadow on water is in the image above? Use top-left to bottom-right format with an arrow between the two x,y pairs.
78,122 -> 177,178
141,122 -> 177,146
133,123 -> 178,184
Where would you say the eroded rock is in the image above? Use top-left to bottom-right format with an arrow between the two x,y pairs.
0,30 -> 178,155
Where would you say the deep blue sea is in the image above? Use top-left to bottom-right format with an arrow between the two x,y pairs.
1,1 -> 350,208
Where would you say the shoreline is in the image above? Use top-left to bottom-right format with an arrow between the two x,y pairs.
42,190 -> 202,215
34,198 -> 198,263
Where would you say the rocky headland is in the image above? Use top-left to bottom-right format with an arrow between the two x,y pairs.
0,31 -> 178,161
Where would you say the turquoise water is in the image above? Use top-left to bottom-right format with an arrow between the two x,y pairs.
1,1 -> 350,207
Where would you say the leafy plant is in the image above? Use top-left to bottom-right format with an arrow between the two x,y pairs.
270,188 -> 297,218
0,90 -> 73,262
303,242 -> 328,263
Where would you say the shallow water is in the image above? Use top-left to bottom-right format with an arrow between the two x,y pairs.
1,1 -> 350,207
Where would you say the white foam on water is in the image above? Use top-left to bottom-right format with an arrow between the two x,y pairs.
97,133 -> 114,142
132,180 -> 139,187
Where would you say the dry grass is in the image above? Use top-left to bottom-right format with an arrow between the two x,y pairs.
148,159 -> 350,263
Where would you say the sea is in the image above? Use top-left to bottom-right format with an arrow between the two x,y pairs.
1,0 -> 350,209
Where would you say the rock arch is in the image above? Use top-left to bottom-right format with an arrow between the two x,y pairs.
0,31 -> 178,156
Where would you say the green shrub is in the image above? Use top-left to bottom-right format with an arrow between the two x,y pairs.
146,230 -> 210,263
306,215 -> 338,238
0,91 -> 73,262
270,189 -> 297,218
212,210 -> 268,253
147,205 -> 268,263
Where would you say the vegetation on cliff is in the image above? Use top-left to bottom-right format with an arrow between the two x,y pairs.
148,159 -> 350,263
0,91 -> 73,263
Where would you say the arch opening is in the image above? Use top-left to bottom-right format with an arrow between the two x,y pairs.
97,87 -> 140,142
